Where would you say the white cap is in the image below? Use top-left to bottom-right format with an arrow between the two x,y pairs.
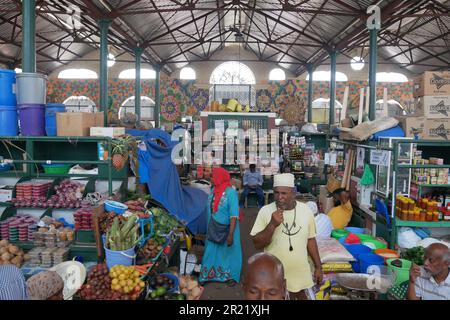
273,173 -> 295,188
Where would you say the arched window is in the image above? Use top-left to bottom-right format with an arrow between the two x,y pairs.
63,96 -> 97,112
118,68 -> 156,79
180,67 -> 196,80
269,68 -> 286,81
210,61 -> 256,84
351,56 -> 365,71
58,69 -> 98,79
376,99 -> 407,117
119,96 -> 155,120
306,71 -> 348,82
376,72 -> 408,83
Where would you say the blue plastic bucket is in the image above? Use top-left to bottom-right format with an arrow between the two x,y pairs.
359,253 -> 385,274
0,105 -> 18,136
104,246 -> 136,269
0,69 -> 16,106
45,103 -> 65,136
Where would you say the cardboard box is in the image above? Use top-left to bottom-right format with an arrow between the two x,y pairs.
414,96 -> 450,118
90,127 -> 125,138
57,112 -> 104,136
319,185 -> 334,214
414,71 -> 450,98
395,116 -> 425,138
423,119 -> 450,140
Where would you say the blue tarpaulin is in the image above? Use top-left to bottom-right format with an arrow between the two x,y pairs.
138,129 -> 207,235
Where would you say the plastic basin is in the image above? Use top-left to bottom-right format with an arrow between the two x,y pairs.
359,253 -> 385,274
374,249 -> 400,263
345,227 -> 366,234
362,239 -> 388,250
42,164 -> 72,174
387,258 -> 412,286
331,229 -> 349,239
356,233 -> 375,241
104,200 -> 128,215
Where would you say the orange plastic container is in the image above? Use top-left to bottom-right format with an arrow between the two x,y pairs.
374,249 -> 400,263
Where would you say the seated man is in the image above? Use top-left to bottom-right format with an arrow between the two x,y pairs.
327,188 -> 353,230
408,243 -> 450,300
239,164 -> 264,208
243,252 -> 287,300
307,201 -> 333,240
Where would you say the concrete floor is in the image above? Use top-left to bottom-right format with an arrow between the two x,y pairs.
200,208 -> 260,300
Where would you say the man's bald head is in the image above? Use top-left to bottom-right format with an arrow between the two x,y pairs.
424,243 -> 450,276
243,253 -> 286,300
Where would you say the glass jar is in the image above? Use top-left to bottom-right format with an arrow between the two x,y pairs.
427,202 -> 434,213
414,211 -> 421,221
408,200 -> 415,211
426,212 -> 433,222
421,199 -> 428,210
433,212 -> 439,222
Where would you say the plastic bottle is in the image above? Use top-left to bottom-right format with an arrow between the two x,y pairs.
98,143 -> 105,161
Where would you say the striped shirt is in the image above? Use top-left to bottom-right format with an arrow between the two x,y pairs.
0,265 -> 28,300
415,271 -> 450,300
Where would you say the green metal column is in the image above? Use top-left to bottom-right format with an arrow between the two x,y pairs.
368,29 -> 378,121
22,0 -> 36,73
134,48 -> 142,122
154,66 -> 161,128
307,64 -> 314,123
98,20 -> 111,126
329,49 -> 337,127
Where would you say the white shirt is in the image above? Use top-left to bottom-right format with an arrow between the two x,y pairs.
415,271 -> 450,300
314,214 -> 333,240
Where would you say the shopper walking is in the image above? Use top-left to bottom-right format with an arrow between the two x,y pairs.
250,173 -> 323,300
199,167 -> 242,286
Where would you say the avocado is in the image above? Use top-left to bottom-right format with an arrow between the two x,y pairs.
177,294 -> 186,300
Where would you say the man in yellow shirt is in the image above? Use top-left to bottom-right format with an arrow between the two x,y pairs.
250,173 -> 323,300
327,188 -> 353,230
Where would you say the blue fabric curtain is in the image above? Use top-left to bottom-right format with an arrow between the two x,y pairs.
138,129 -> 207,235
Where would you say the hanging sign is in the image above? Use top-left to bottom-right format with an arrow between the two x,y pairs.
370,150 -> 390,167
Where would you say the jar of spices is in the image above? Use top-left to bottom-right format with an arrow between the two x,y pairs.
433,212 -> 440,222
408,199 -> 415,211
400,210 -> 407,221
414,210 -> 421,221
427,201 -> 434,213
421,199 -> 428,210
426,212 -> 433,222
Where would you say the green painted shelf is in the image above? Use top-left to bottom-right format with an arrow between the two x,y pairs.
398,164 -> 450,169
417,184 -> 450,188
395,219 -> 450,228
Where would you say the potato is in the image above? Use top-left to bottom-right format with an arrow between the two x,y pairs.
8,245 -> 19,255
11,256 -> 23,266
179,277 -> 187,289
0,239 -> 9,247
0,247 -> 8,255
17,250 -> 24,257
1,252 -> 13,261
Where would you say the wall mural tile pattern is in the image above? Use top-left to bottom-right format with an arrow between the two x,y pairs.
47,79 -> 414,123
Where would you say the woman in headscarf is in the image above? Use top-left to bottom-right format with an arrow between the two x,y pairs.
26,271 -> 64,300
199,167 -> 242,286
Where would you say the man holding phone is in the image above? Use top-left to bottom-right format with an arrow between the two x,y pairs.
250,173 -> 323,300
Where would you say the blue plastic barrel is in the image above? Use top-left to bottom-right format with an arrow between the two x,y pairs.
0,69 -> 16,106
0,105 -> 18,136
359,253 -> 385,274
104,246 -> 136,269
45,103 -> 66,136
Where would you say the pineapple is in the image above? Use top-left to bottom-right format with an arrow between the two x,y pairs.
111,136 -> 134,171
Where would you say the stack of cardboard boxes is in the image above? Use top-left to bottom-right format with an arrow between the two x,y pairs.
397,71 -> 450,140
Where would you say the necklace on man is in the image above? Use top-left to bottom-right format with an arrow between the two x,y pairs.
281,203 -> 301,251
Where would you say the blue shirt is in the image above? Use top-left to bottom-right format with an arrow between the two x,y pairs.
243,171 -> 263,187
0,265 -> 28,300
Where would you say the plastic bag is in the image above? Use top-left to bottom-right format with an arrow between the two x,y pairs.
361,164 -> 375,185
315,214 -> 333,240
317,238 -> 356,263
397,227 -> 421,249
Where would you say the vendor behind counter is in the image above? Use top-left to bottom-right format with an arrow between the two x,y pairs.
327,188 -> 353,230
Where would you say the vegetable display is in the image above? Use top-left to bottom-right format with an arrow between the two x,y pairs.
78,263 -> 119,300
151,207 -> 179,236
401,246 -> 425,266
106,215 -> 140,251
179,275 -> 204,300
136,236 -> 166,264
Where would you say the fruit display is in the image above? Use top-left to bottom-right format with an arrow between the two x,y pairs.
136,236 -> 166,264
109,265 -> 145,299
146,289 -> 185,301
78,263 -> 119,300
179,275 -> 204,300
151,207 -> 179,236
105,214 -> 140,251
148,273 -> 177,293
125,199 -> 150,219
0,240 -> 26,267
